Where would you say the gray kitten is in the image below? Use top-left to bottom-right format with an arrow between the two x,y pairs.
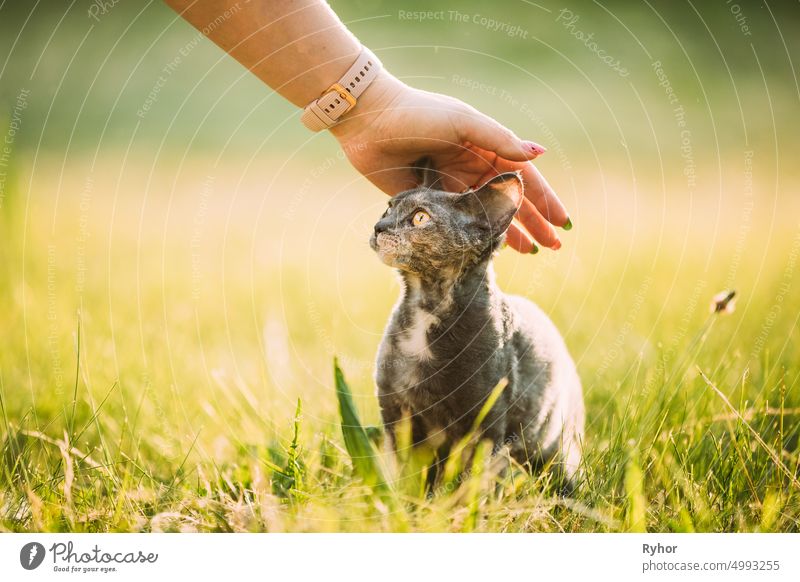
370,159 -> 584,490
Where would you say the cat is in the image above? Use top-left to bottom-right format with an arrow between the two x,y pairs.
370,158 -> 584,491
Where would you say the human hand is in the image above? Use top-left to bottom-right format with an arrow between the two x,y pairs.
330,71 -> 571,253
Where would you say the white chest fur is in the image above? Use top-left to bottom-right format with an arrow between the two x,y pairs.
397,308 -> 439,361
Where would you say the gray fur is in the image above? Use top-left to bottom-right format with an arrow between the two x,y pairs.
370,162 -> 584,489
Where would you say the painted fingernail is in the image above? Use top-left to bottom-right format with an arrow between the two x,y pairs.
563,217 -> 573,231
530,243 -> 539,255
525,141 -> 547,157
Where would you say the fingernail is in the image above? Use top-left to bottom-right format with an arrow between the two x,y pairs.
563,217 -> 573,231
525,141 -> 547,157
530,243 -> 539,255
552,239 -> 562,250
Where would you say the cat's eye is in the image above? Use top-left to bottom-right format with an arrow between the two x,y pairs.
412,210 -> 430,227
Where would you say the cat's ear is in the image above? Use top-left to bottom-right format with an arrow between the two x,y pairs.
413,156 -> 442,189
461,172 -> 524,234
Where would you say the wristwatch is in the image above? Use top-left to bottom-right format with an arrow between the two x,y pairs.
300,47 -> 382,132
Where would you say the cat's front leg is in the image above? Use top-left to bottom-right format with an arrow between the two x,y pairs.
377,394 -> 403,452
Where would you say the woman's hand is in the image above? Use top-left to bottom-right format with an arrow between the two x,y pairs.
330,71 -> 571,253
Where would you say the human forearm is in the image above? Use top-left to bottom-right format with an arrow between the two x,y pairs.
163,0 -> 364,107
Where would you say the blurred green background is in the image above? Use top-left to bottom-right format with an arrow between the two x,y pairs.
2,1 -> 799,162
0,0 -> 798,154
1,0 -> 799,531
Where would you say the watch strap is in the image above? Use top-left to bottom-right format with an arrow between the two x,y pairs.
300,47 -> 381,132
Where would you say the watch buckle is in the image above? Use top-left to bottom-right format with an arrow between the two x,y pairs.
325,83 -> 356,112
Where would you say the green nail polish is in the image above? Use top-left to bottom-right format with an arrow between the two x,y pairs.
530,244 -> 539,255
563,217 -> 573,231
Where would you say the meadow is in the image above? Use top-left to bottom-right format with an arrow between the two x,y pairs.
1,0 -> 799,532
1,151 -> 798,532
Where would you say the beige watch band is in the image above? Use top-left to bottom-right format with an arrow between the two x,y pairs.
300,47 -> 381,132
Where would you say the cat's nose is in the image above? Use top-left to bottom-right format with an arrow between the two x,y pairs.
374,221 -> 389,235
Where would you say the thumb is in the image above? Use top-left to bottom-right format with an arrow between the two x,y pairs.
459,111 -> 547,161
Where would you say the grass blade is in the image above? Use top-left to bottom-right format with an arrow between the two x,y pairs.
698,367 -> 800,491
333,359 -> 390,498
624,448 -> 647,532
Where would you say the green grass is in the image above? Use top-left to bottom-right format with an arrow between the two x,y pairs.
2,0 -> 799,534
1,153 -> 799,533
